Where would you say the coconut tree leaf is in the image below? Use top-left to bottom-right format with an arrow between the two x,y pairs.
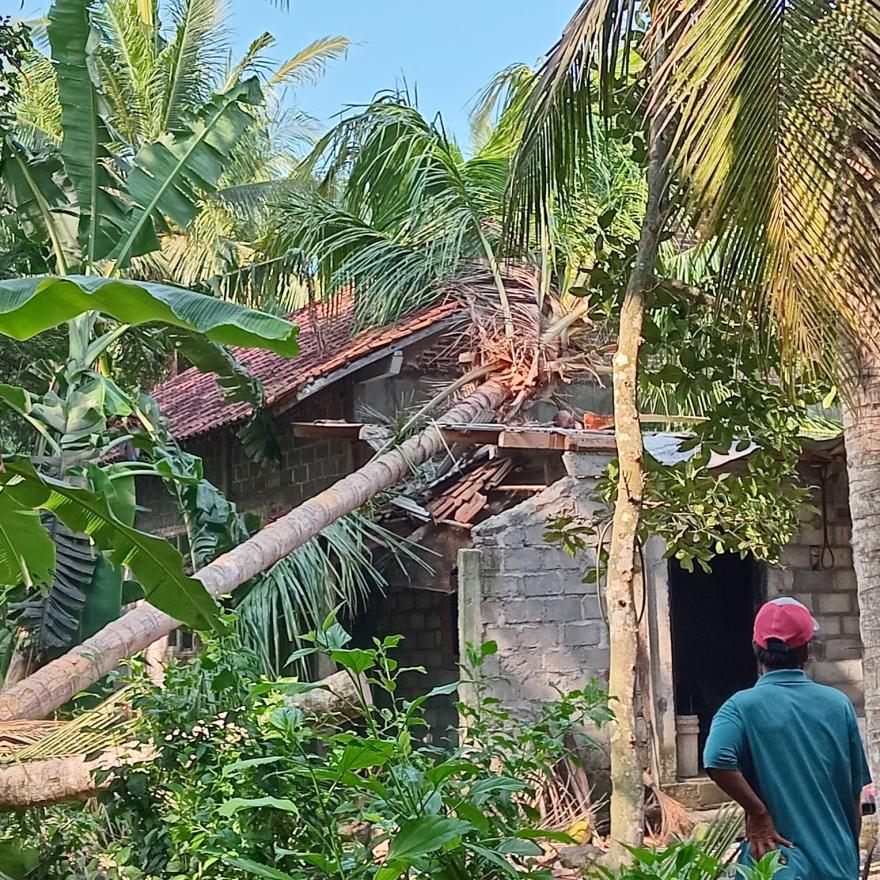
649,0 -> 880,367
267,36 -> 350,88
0,275 -> 299,355
46,0 -> 141,264
507,0 -> 641,247
0,460 -> 221,631
158,0 -> 226,133
111,78 -> 263,269
275,98 -> 512,330
235,513 -> 423,676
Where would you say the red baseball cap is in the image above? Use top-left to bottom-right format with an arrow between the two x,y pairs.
753,597 -> 820,650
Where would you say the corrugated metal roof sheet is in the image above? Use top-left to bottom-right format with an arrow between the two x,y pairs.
151,295 -> 461,440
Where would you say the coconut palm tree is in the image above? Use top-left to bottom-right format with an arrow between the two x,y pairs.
0,76 -> 605,722
505,0 -> 880,860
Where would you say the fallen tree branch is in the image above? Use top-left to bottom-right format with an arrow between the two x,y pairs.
0,378 -> 509,722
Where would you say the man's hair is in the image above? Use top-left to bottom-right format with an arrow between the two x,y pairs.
753,639 -> 809,670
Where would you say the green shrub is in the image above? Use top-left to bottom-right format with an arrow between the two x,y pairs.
0,625 -> 769,880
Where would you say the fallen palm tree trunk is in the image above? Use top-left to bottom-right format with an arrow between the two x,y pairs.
0,378 -> 509,722
0,670 -> 371,808
0,745 -> 155,809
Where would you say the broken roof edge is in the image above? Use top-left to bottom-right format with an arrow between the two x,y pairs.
292,420 -> 845,467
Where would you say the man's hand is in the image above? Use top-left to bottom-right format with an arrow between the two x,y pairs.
707,768 -> 795,861
747,808 -> 794,861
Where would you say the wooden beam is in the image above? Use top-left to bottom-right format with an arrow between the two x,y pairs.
291,422 -> 365,441
291,421 -> 620,452
498,430 -> 567,450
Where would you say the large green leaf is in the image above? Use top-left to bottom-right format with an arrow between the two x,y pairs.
0,140 -> 79,273
14,517 -> 96,654
386,816 -> 473,862
46,0 -> 142,264
0,489 -> 55,591
0,840 -> 41,879
172,332 -> 264,406
77,556 -> 123,643
111,78 -> 263,268
0,275 -> 299,355
0,460 -> 221,631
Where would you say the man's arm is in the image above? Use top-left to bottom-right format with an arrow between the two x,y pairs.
703,699 -> 793,861
707,768 -> 794,860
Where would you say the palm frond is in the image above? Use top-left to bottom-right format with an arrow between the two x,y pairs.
650,0 -> 880,368
275,98 -> 510,328
14,52 -> 62,147
469,63 -> 535,155
268,36 -> 350,89
507,0 -> 644,246
157,0 -> 227,133
223,31 -> 276,91
235,512 -> 423,677
93,0 -> 165,148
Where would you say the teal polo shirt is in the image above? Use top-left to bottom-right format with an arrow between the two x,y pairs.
704,669 -> 871,880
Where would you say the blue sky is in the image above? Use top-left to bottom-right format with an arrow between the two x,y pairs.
19,0 -> 577,145
226,0 -> 577,147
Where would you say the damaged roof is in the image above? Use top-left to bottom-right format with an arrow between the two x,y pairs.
151,294 -> 462,440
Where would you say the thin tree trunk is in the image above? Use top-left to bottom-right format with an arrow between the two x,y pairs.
843,339 -> 880,776
0,379 -> 509,722
0,670 -> 370,808
606,98 -> 670,864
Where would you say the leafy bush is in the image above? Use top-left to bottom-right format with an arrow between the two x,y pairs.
1,628 -> 608,879
0,627 -> 770,880
597,841 -> 780,879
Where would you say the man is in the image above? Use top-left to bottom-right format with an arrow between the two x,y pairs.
704,597 -> 871,879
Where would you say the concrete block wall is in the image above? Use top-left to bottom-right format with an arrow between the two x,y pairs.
766,467 -> 864,712
351,584 -> 459,744
467,477 -> 610,716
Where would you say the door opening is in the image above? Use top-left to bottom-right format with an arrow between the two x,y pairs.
669,554 -> 765,770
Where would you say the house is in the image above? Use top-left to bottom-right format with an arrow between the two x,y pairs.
142,296 -> 861,807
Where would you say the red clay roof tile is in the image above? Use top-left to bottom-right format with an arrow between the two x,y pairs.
151,295 -> 460,440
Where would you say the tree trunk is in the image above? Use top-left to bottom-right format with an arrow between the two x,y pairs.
0,379 -> 509,722
0,670 -> 371,808
0,746 -> 154,809
605,102 -> 670,864
843,340 -> 880,775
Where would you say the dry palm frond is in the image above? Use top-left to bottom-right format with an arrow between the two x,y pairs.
452,264 -> 609,416
644,783 -> 693,843
530,754 -> 599,836
0,686 -> 136,764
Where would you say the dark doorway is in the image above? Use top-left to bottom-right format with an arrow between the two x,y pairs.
669,555 -> 765,767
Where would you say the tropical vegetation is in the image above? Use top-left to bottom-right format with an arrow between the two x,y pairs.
0,0 -> 874,874
502,0 -> 880,857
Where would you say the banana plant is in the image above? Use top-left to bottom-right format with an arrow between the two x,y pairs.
0,0 -> 303,669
